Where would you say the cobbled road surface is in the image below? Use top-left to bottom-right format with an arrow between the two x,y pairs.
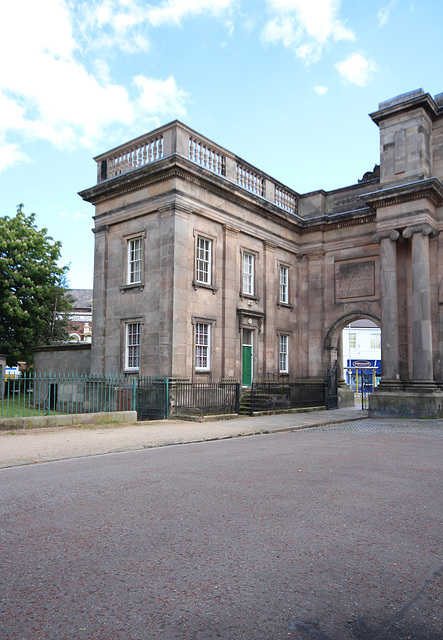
1,420 -> 442,640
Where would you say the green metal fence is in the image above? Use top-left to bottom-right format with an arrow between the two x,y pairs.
0,373 -> 170,420
0,373 -> 135,418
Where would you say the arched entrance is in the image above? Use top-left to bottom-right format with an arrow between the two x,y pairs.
324,312 -> 381,407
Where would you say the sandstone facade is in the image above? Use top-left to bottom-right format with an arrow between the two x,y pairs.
80,89 -> 443,417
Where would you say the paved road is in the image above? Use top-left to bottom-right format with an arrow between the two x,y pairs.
1,420 -> 442,639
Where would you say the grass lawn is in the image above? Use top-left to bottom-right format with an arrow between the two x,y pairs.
0,395 -> 59,418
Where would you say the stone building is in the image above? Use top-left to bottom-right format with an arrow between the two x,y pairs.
79,88 -> 443,417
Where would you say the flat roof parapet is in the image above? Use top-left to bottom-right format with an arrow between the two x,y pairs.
89,120 -> 301,216
378,88 -> 424,109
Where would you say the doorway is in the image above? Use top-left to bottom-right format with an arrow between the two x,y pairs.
242,329 -> 253,386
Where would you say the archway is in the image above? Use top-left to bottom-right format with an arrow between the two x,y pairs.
324,312 -> 381,405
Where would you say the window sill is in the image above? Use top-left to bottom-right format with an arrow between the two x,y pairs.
192,280 -> 219,293
121,282 -> 145,293
277,302 -> 294,310
240,293 -> 260,302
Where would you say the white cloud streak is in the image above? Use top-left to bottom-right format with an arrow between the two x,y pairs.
262,0 -> 355,63
335,53 -> 377,87
377,0 -> 398,27
0,0 -> 212,173
147,0 -> 235,26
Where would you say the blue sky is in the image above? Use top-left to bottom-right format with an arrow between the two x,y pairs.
1,0 -> 441,288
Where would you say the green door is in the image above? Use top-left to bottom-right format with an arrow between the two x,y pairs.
242,329 -> 253,386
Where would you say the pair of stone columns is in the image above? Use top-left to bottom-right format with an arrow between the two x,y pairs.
375,224 -> 437,383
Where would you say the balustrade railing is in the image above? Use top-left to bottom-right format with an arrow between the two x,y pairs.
95,122 -> 298,214
236,164 -> 265,196
106,135 -> 163,179
188,136 -> 226,176
275,185 -> 297,213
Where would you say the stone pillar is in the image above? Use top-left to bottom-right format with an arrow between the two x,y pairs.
370,224 -> 443,418
90,225 -> 108,375
403,225 -> 435,381
376,231 -> 400,381
337,332 -> 344,381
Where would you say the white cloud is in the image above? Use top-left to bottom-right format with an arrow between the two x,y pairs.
262,0 -> 355,64
134,76 -> 189,117
147,0 -> 235,27
335,52 -> 377,87
314,85 -> 328,95
377,0 -> 398,27
75,0 -> 151,53
0,143 -> 30,173
0,0 -> 191,173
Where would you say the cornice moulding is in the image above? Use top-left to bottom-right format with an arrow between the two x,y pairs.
360,178 -> 443,209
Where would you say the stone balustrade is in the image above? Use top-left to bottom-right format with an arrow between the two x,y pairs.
94,121 -> 299,214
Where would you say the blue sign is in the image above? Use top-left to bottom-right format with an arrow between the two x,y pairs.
347,359 -> 381,374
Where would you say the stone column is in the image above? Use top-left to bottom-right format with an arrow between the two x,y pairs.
403,225 -> 435,381
375,231 -> 400,381
337,331 -> 344,381
90,225 -> 108,375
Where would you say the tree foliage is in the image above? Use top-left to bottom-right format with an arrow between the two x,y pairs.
0,205 -> 73,365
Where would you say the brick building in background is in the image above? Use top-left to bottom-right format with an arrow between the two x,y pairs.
68,289 -> 92,343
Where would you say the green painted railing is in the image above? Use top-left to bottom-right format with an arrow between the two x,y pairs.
0,373 -> 164,419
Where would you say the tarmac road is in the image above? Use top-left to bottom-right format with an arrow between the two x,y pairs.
0,415 -> 442,640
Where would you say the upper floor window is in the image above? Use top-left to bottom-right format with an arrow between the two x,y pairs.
128,237 -> 142,284
350,333 -> 356,349
371,333 -> 381,349
242,252 -> 255,296
196,236 -> 212,285
279,265 -> 289,304
125,322 -> 141,370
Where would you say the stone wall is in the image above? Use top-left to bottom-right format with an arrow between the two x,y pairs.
33,344 -> 91,376
79,90 -> 443,417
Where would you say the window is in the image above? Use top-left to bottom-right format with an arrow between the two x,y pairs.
350,333 -> 356,349
196,237 -> 212,285
125,322 -> 141,370
242,252 -> 254,295
279,335 -> 289,373
128,237 -> 142,284
371,333 -> 380,349
195,323 -> 210,370
279,265 -> 289,304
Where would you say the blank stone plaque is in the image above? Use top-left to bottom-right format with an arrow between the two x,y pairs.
338,261 -> 375,299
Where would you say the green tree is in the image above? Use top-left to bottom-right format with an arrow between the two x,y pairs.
0,205 -> 73,365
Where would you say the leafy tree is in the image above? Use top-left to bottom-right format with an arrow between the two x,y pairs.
0,205 -> 74,365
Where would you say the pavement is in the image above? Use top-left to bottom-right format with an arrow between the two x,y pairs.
0,406 -> 369,468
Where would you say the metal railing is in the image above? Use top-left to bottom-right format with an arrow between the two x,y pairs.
0,373 -> 140,419
171,381 -> 240,417
1,373 -> 333,421
243,380 -> 326,416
